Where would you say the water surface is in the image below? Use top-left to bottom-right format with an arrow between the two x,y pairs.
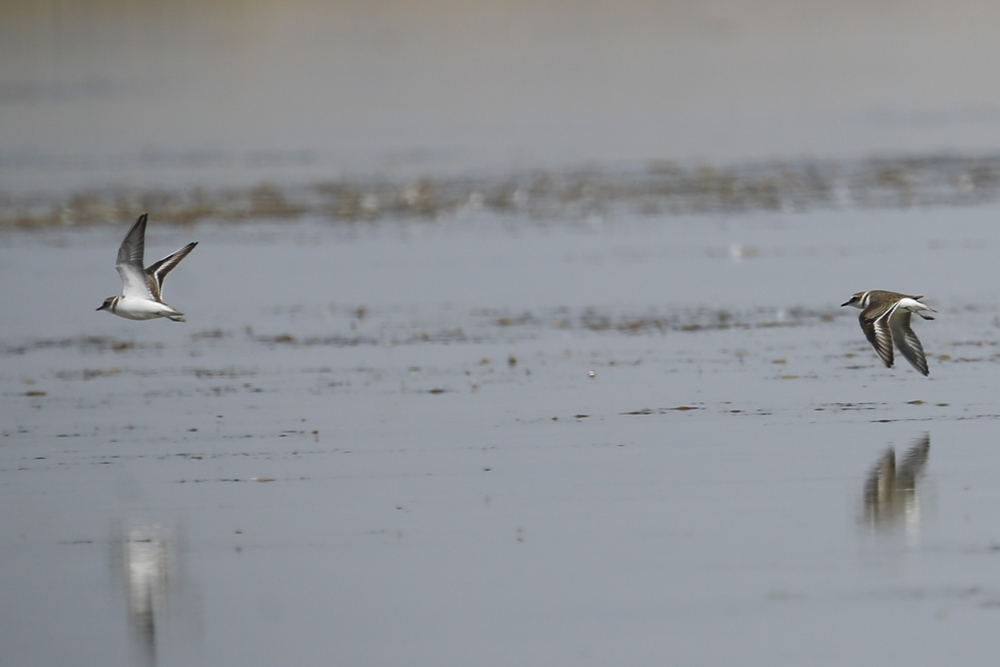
4,205 -> 1000,665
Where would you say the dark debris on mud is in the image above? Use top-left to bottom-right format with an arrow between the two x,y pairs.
249,306 -> 836,349
0,335 -> 157,356
5,151 -> 1000,228
621,406 -> 704,415
0,306 -> 838,359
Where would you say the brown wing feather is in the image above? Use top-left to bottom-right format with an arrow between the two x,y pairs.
859,300 -> 897,368
145,242 -> 198,301
145,275 -> 160,302
865,315 -> 895,368
889,308 -> 929,376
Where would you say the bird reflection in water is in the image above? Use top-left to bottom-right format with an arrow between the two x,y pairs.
861,433 -> 930,538
113,520 -> 196,667
122,523 -> 170,666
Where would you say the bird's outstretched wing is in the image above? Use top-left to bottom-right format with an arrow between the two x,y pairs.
860,302 -> 896,368
888,306 -> 929,376
145,242 -> 198,301
115,214 -> 153,300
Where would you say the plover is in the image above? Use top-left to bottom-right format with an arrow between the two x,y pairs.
841,290 -> 935,376
97,214 -> 197,322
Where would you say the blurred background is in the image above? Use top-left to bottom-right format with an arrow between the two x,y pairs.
5,0 -> 1000,200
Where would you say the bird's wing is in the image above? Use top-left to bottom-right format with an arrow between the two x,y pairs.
115,215 -> 153,299
145,242 -> 197,301
896,434 -> 930,487
863,447 -> 896,508
861,304 -> 895,368
888,306 -> 929,376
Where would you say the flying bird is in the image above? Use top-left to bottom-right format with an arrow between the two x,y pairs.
841,290 -> 935,376
97,214 -> 197,322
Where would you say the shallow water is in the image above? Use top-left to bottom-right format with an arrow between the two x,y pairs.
4,204 -> 1000,666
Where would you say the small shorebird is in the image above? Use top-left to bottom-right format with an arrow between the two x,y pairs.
97,214 -> 197,322
841,290 -> 935,376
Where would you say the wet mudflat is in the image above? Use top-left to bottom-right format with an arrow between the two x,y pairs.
4,205 -> 1000,666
